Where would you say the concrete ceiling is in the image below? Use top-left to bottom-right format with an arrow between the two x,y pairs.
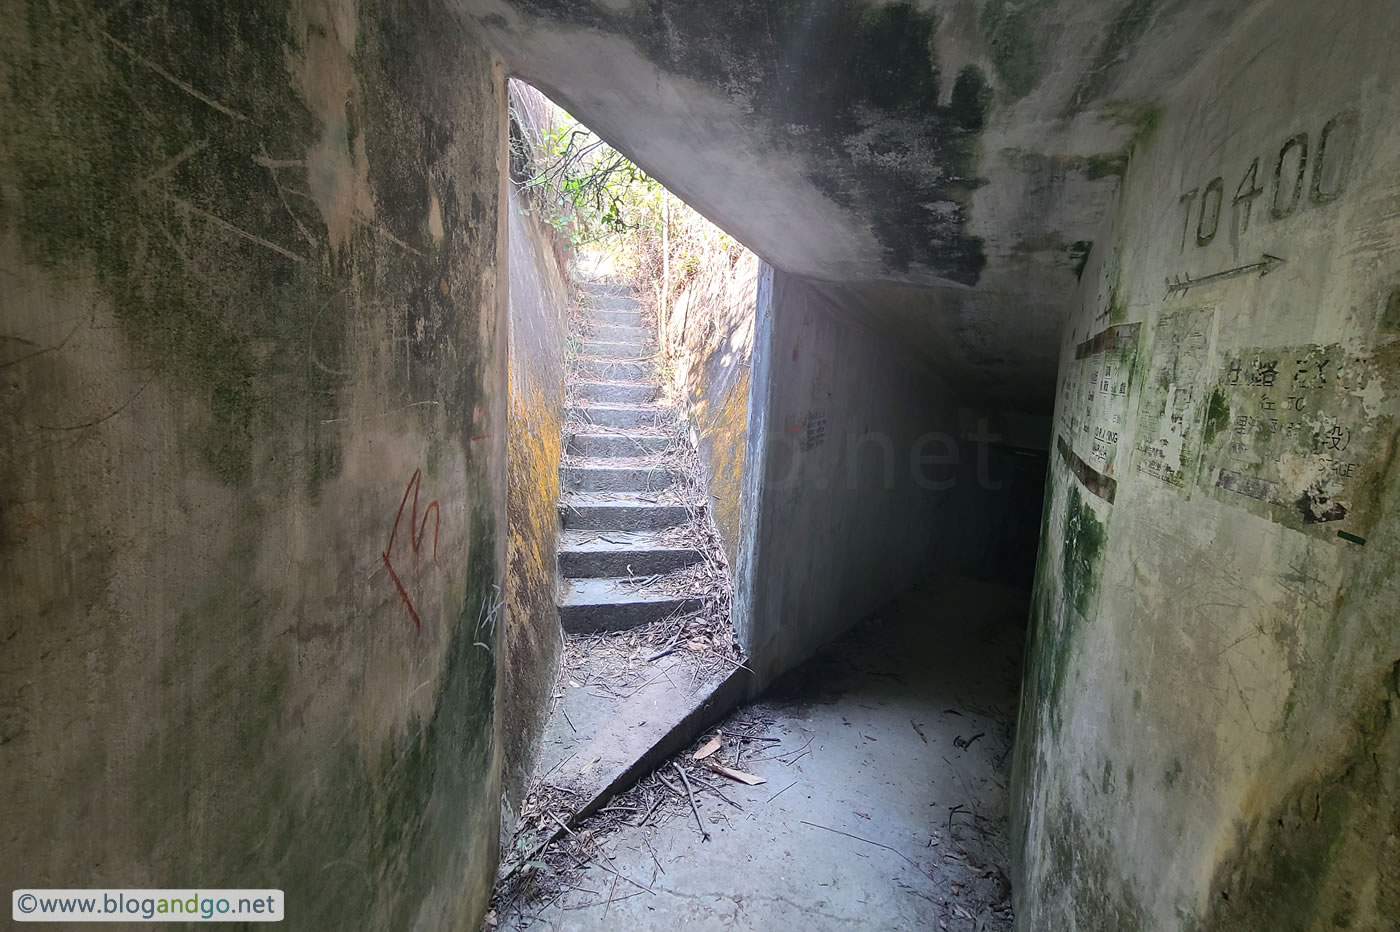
458,0 -> 1259,411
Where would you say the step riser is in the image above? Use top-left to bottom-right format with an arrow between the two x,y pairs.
560,597 -> 705,634
582,324 -> 651,342
585,294 -> 642,310
561,504 -> 692,531
580,341 -> 653,359
587,310 -> 644,326
573,407 -> 666,430
563,466 -> 676,494
569,434 -> 672,457
575,382 -> 656,405
577,359 -> 649,381
560,548 -> 702,578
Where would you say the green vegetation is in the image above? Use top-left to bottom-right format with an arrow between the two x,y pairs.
511,95 -> 739,311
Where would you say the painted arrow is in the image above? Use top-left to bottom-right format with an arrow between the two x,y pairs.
1165,254 -> 1286,297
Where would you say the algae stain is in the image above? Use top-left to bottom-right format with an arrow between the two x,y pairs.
1203,388 -> 1231,446
1062,484 -> 1107,618
5,0 -> 344,488
981,0 -> 1053,100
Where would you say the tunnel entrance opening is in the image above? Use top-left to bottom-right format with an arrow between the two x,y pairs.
501,78 -> 749,868
497,79 -> 1050,929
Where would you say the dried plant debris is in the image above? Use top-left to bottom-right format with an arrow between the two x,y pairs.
490,770 -> 689,927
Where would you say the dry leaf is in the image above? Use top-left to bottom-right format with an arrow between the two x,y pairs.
704,761 -> 766,785
687,640 -> 708,651
854,811 -> 870,820
692,734 -> 722,760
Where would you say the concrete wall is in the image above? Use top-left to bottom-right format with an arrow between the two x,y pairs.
664,246 -> 760,568
502,129 -> 570,813
0,2 -> 509,928
737,270 -> 963,682
1013,1 -> 1400,927
736,269 -> 1050,680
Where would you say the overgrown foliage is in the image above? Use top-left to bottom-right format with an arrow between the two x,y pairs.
510,98 -> 742,315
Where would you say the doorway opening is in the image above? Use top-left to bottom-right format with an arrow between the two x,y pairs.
495,78 -> 1048,930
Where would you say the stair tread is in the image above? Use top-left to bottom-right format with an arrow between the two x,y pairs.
559,529 -> 698,551
563,461 -> 677,473
562,491 -> 697,507
572,401 -> 668,411
559,576 -> 706,606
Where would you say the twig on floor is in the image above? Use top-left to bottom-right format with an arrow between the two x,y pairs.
765,780 -> 799,805
673,762 -> 710,841
690,774 -> 744,810
947,803 -> 968,835
602,869 -> 620,920
643,835 -> 666,876
548,812 -> 653,896
799,820 -> 932,881
750,735 -> 813,763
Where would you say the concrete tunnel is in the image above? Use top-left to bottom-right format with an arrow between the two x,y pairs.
1,0 -> 1398,929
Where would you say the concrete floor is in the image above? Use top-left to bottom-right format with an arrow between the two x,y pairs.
520,576 -> 1026,930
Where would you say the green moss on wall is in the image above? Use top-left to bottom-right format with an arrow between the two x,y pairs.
1203,387 -> 1231,446
1065,0 -> 1160,115
6,0 -> 332,487
981,0 -> 1052,100
2,0 -> 506,927
1062,484 -> 1106,618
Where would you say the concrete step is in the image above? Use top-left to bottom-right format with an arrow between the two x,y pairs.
562,463 -> 676,494
522,662 -> 750,844
584,293 -> 641,310
587,309 -> 644,327
577,358 -> 649,381
575,380 -> 656,404
580,282 -> 631,295
559,529 -> 702,577
580,340 -> 653,359
581,323 -> 651,343
560,493 -> 696,530
568,432 -> 673,457
571,404 -> 668,430
558,577 -> 706,633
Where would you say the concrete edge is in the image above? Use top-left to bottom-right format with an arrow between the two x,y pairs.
571,664 -> 754,822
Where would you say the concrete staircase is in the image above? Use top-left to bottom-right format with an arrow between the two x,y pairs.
558,284 -> 706,633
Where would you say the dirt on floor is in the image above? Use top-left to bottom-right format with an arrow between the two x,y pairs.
488,576 -> 1026,931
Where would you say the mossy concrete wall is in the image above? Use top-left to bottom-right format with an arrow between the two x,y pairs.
0,1 -> 509,927
459,0 -> 1266,416
502,142 -> 569,816
664,246 -> 760,569
1012,1 -> 1400,927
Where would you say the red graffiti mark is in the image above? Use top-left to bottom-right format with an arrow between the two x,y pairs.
382,468 -> 440,632
466,432 -> 492,462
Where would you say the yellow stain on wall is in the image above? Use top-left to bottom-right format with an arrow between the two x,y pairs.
690,369 -> 749,566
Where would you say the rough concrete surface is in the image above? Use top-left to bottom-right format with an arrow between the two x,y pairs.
533,647 -> 734,806
1,2 -> 510,927
463,0 -> 1259,406
1013,1 -> 1400,928
525,578 -> 1025,930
